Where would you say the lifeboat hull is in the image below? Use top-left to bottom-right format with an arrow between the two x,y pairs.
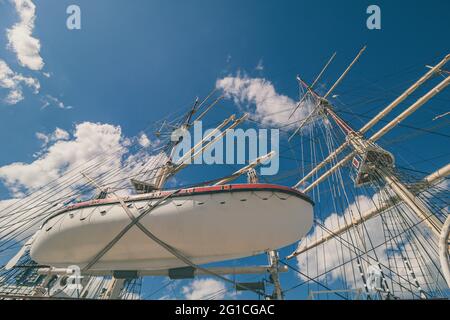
30,184 -> 313,271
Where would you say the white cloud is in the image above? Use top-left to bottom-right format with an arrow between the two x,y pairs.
7,0 -> 44,71
41,94 -> 72,110
0,122 -> 125,194
5,89 -> 23,104
0,122 -> 167,249
0,122 -> 166,195
138,133 -> 151,148
3,2 -> 68,108
35,132 -> 49,145
35,128 -> 70,146
216,75 -> 314,127
255,59 -> 264,71
182,278 -> 228,300
0,59 -> 40,104
53,128 -> 70,140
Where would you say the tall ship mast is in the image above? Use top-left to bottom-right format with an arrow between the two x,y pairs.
0,49 -> 449,300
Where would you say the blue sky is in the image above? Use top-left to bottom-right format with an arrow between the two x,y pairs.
0,0 -> 449,168
0,0 -> 449,299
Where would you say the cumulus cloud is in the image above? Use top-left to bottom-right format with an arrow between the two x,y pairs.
3,2 -> 70,108
0,122 -> 125,194
0,59 -> 40,104
0,122 -> 166,196
52,128 -> 70,140
182,278 -> 228,300
7,0 -> 44,71
216,75 -> 314,127
138,133 -> 151,148
36,128 -> 70,146
0,122 -> 167,249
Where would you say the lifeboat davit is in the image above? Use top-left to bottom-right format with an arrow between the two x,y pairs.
30,184 -> 314,271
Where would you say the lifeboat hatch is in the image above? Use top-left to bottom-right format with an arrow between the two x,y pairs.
168,266 -> 196,279
112,270 -> 138,279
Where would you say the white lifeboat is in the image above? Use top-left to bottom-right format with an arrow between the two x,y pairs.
30,184 -> 314,271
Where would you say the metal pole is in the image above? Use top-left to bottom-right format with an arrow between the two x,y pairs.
294,142 -> 349,188
370,76 -> 450,142
175,114 -> 235,165
214,151 -> 275,185
360,54 -> 450,134
324,46 -> 366,99
381,172 -> 442,236
267,250 -> 283,300
156,113 -> 237,189
38,265 -> 289,277
173,113 -> 248,173
303,152 -> 356,193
